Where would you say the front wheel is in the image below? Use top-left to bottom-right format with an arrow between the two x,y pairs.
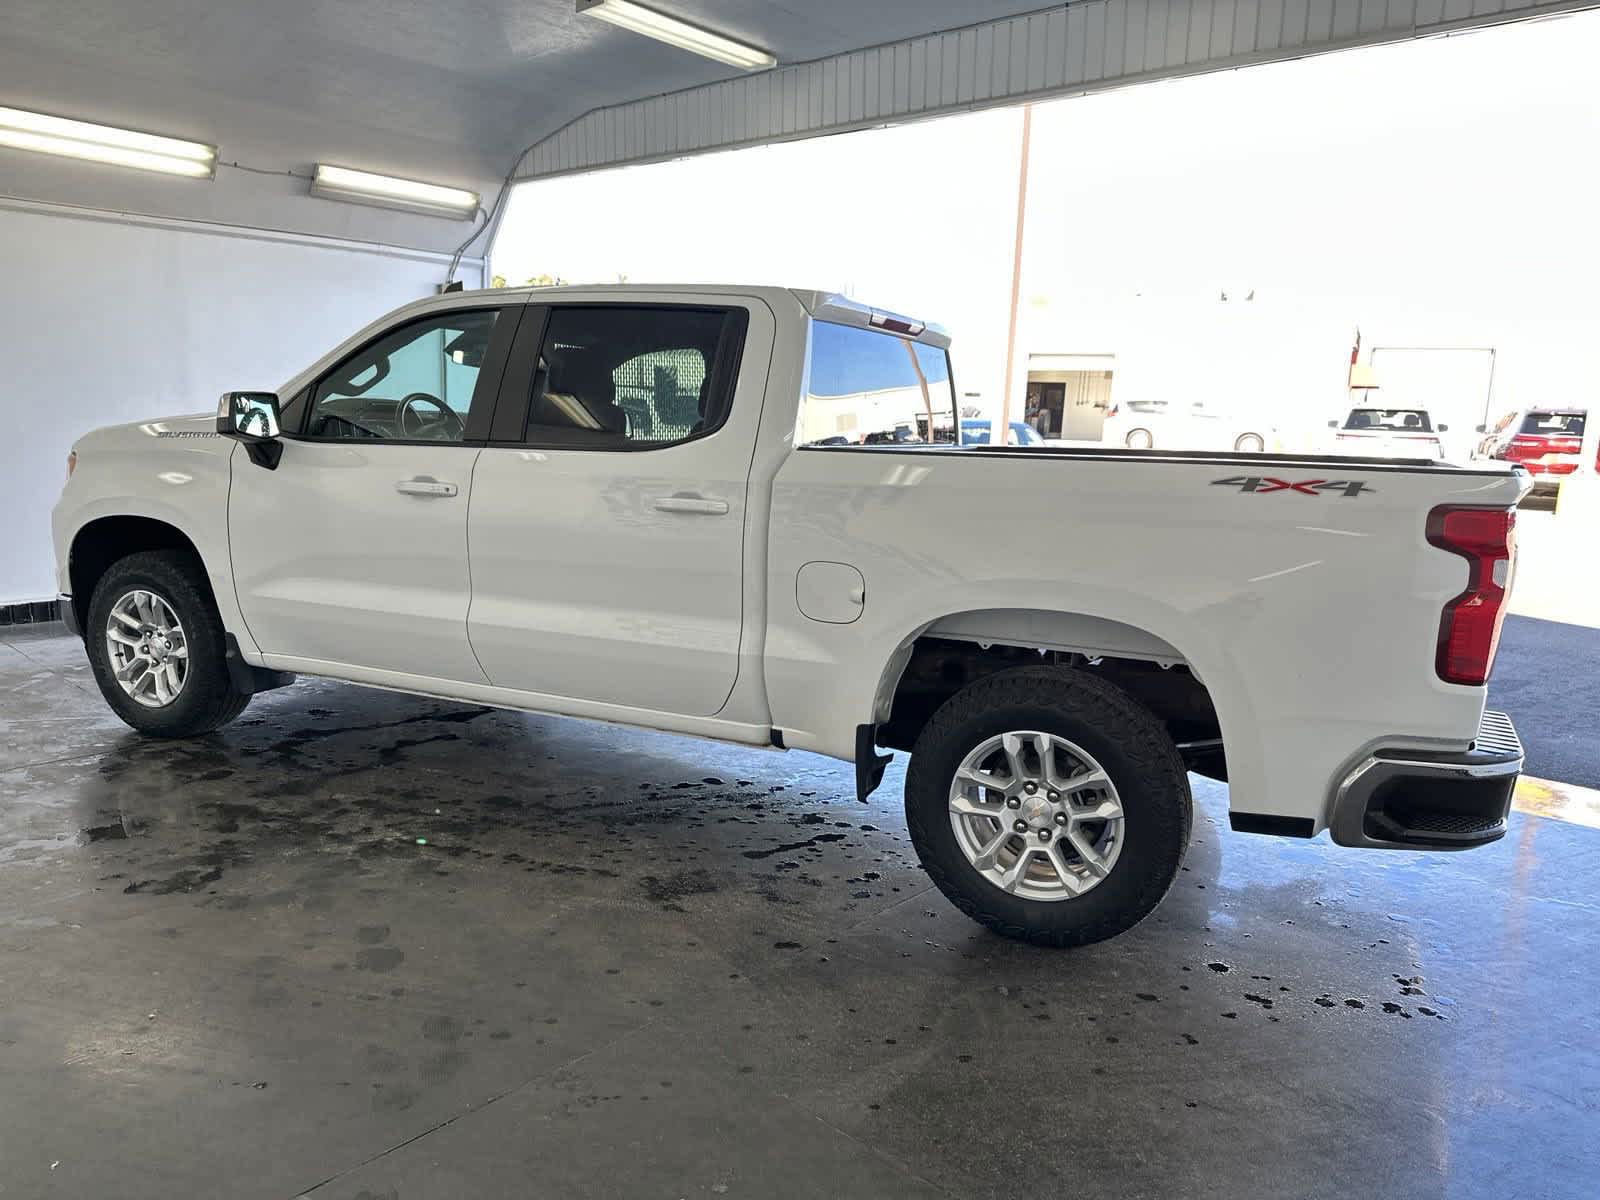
1125,427 -> 1154,450
1234,432 -> 1265,453
85,549 -> 251,737
905,666 -> 1191,947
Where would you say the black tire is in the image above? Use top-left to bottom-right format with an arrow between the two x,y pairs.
1234,432 -> 1265,453
85,549 -> 251,738
1125,427 -> 1154,450
905,666 -> 1191,947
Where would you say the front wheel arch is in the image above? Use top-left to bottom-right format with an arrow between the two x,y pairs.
68,516 -> 206,636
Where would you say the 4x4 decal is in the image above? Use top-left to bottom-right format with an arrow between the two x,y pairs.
1211,476 -> 1374,497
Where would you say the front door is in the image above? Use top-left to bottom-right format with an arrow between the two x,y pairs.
229,304 -> 518,683
467,299 -> 769,716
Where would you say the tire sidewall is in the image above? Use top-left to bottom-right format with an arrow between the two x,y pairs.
86,555 -> 231,735
907,678 -> 1189,940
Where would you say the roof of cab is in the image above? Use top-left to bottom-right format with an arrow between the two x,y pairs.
416,283 -> 952,349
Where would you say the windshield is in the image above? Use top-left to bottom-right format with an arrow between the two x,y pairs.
1343,408 -> 1433,433
1520,411 -> 1586,436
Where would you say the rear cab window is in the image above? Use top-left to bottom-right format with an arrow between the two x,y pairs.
1520,411 -> 1586,436
798,319 -> 955,448
1343,408 -> 1433,432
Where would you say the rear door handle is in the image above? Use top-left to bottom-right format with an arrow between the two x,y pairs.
395,478 -> 458,498
653,495 -> 729,516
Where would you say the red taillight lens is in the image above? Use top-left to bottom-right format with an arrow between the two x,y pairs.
1426,506 -> 1516,686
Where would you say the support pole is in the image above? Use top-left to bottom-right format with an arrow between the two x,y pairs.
998,104 -> 1034,444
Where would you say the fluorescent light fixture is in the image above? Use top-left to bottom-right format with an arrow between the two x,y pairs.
577,0 -> 775,70
310,164 -> 479,220
0,105 -> 214,178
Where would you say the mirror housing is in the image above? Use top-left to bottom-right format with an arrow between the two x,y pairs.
1438,423 -> 1449,432
216,391 -> 284,469
1475,424 -> 1487,434
1327,419 -> 1338,428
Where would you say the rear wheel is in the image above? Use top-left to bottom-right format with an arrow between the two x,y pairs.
1125,427 -> 1154,450
1234,432 -> 1265,453
86,550 -> 250,737
905,666 -> 1191,947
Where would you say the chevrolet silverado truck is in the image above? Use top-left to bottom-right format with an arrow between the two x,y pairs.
53,285 -> 1529,946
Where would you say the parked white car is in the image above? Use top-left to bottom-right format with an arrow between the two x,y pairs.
1329,405 -> 1448,459
54,285 -> 1528,946
1102,399 -> 1276,453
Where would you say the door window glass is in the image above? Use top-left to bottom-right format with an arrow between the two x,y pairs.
308,309 -> 501,441
799,320 -> 955,447
525,307 -> 737,447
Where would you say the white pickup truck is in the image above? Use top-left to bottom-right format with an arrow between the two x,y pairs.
53,285 -> 1529,946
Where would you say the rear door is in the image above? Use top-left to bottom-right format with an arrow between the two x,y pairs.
466,297 -> 772,715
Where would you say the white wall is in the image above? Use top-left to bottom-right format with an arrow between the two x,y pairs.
3,200 -> 472,602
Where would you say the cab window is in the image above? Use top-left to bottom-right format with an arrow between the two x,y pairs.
798,320 -> 955,447
307,309 -> 501,442
519,306 -> 740,448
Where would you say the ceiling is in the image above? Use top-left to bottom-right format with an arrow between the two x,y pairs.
3,1 -> 1592,260
0,0 -> 1052,253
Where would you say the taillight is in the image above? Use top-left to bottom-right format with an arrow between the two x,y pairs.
66,450 -> 77,479
1426,506 -> 1516,686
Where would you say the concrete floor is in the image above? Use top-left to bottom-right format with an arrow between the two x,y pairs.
2,627 -> 1597,1200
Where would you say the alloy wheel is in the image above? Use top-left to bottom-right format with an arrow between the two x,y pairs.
948,730 -> 1125,901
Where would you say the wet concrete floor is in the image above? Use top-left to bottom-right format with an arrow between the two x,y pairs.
1,627 -> 1596,1199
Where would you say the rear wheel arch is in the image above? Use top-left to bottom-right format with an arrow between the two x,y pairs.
866,608 -> 1222,771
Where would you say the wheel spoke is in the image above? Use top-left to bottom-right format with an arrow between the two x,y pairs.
971,826 -> 1011,871
998,846 -> 1036,893
1001,733 -> 1028,784
1072,795 -> 1123,822
1062,769 -> 1110,795
115,656 -> 146,681
1066,828 -> 1111,878
950,792 -> 1000,818
170,644 -> 189,661
1045,842 -> 1086,894
956,766 -> 1011,797
111,608 -> 143,632
107,628 -> 142,648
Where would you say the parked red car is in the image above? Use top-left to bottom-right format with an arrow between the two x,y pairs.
1492,408 -> 1587,476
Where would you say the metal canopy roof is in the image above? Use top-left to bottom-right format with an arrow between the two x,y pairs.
2,0 -> 1594,259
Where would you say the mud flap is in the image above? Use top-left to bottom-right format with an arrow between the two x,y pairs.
855,724 -> 893,802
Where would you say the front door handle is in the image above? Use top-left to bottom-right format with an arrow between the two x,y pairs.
395,478 -> 459,498
653,495 -> 729,516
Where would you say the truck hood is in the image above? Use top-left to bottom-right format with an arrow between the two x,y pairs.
73,411 -> 230,458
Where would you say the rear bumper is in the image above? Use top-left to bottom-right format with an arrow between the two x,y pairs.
1329,710 -> 1522,850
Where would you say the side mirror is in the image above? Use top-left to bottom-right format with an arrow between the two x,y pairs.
1474,424 -> 1487,434
216,391 -> 284,469
1327,419 -> 1338,428
1438,423 -> 1449,432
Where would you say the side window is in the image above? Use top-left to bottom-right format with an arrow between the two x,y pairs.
524,306 -> 738,448
308,309 -> 501,442
799,320 -> 955,447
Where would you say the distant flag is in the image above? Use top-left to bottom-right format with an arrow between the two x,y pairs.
1347,327 -> 1361,387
